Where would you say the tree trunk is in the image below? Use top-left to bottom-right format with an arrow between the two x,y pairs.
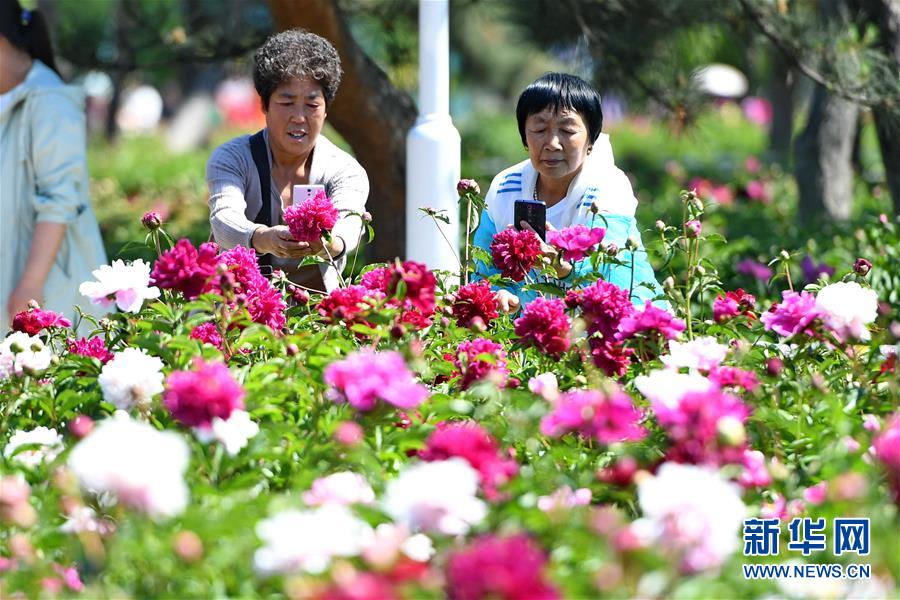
268,0 -> 418,262
858,0 -> 900,216
767,47 -> 795,166
793,0 -> 859,223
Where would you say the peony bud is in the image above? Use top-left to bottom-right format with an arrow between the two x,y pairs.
69,415 -> 94,439
141,211 -> 162,231
684,220 -> 702,238
334,421 -> 364,447
853,258 -> 872,277
779,249 -> 791,261
469,316 -> 487,333
173,530 -> 204,563
625,236 -> 640,251
716,416 -> 746,447
765,357 -> 783,376
456,179 -> 480,197
663,276 -> 676,291
390,324 -> 406,339
362,212 -> 373,223
291,287 -> 310,305
603,242 -> 619,257
655,220 -> 666,232
286,343 -> 300,356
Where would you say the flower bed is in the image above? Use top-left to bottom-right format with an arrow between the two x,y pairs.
1,191 -> 898,599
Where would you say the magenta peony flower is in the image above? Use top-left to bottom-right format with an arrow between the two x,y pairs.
736,259 -> 772,282
451,338 -> 508,389
652,388 -> 750,466
490,228 -> 542,282
242,277 -> 287,332
540,388 -> 647,444
151,239 -> 221,299
616,301 -> 685,342
215,245 -> 262,293
874,414 -> 900,503
452,280 -> 500,328
588,338 -> 633,377
709,366 -> 760,392
760,290 -> 822,338
514,297 -> 571,356
446,535 -> 559,600
13,307 -> 72,335
546,225 -> 605,262
66,336 -> 114,364
359,266 -> 392,293
737,449 -> 771,488
713,289 -> 756,323
324,350 -> 428,412
282,190 -> 339,243
420,421 -> 518,501
389,261 -> 437,314
317,285 -> 382,327
189,322 -> 224,350
163,359 -> 245,428
579,279 -> 634,339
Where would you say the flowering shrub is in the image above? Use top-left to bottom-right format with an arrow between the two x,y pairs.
0,197 -> 898,599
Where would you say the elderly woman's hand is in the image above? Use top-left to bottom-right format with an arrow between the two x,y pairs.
495,289 -> 520,314
518,220 -> 573,279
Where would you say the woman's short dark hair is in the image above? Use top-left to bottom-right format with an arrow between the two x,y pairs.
0,0 -> 59,75
516,73 -> 603,146
253,28 -> 343,108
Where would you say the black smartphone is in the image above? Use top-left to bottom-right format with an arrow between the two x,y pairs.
514,199 -> 547,241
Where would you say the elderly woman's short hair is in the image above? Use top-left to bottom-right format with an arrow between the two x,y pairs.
253,28 -> 343,108
516,73 -> 603,146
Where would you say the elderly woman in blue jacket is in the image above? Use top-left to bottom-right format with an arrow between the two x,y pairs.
473,73 -> 664,311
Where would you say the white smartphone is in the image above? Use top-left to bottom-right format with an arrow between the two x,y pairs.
292,184 -> 326,205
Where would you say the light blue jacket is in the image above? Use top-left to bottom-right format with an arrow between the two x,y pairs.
472,134 -> 665,307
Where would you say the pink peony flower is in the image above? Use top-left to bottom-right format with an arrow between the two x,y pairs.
709,366 -> 760,392
67,336 -> 114,364
684,220 -> 702,238
215,245 -> 263,294
163,359 -> 245,428
12,306 -> 71,335
457,178 -> 481,196
745,180 -> 772,204
302,472 -> 375,507
742,96 -> 772,126
713,289 -> 756,323
579,279 -> 634,339
446,535 -> 559,600
616,301 -> 685,342
242,277 -> 287,332
514,297 -> 571,356
546,225 -> 605,262
760,290 -> 823,338
451,338 -> 509,390
420,421 -> 519,502
873,414 -> 900,502
490,228 -> 542,282
452,280 -> 500,328
151,239 -> 221,299
537,486 -> 591,512
360,266 -> 392,293
541,388 -> 647,445
324,350 -> 428,412
803,482 -> 828,505
282,190 -> 339,242
189,322 -> 224,350
737,449 -> 771,488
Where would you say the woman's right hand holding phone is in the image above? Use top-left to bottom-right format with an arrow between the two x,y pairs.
517,220 -> 573,279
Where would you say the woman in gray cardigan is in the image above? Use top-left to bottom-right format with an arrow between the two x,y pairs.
207,29 -> 369,293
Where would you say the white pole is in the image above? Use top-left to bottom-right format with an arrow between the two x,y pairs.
406,0 -> 461,274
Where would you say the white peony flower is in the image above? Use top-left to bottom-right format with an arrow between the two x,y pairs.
302,471 -> 376,507
815,281 -> 878,341
360,523 -> 435,568
660,337 -> 729,371
79,259 -> 160,313
634,369 -> 716,409
528,372 -> 559,402
253,504 -> 374,575
3,426 -> 63,468
382,458 -> 487,536
636,462 -> 746,572
68,413 -> 189,519
98,347 -> 164,410
59,506 -> 115,535
0,332 -> 52,378
194,409 -> 259,456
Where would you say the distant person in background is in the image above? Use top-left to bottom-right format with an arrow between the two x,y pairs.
473,72 -> 665,309
1,0 -> 107,331
207,28 -> 368,292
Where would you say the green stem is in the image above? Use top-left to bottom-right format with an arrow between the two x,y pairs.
429,215 -> 464,273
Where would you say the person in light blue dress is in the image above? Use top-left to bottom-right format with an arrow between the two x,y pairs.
472,73 -> 665,311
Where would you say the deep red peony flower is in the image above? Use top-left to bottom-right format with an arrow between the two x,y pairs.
446,535 -> 559,600
189,322 -> 224,351
420,421 -> 518,501
151,239 -> 221,299
389,261 -> 437,314
163,358 -> 245,428
514,297 -> 571,356
452,280 -> 500,328
282,190 -> 339,243
490,228 -> 542,282
66,336 -> 113,364
13,307 -> 72,335
588,338 -> 633,377
579,279 -> 634,340
317,285 -> 383,327
450,337 -> 508,389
